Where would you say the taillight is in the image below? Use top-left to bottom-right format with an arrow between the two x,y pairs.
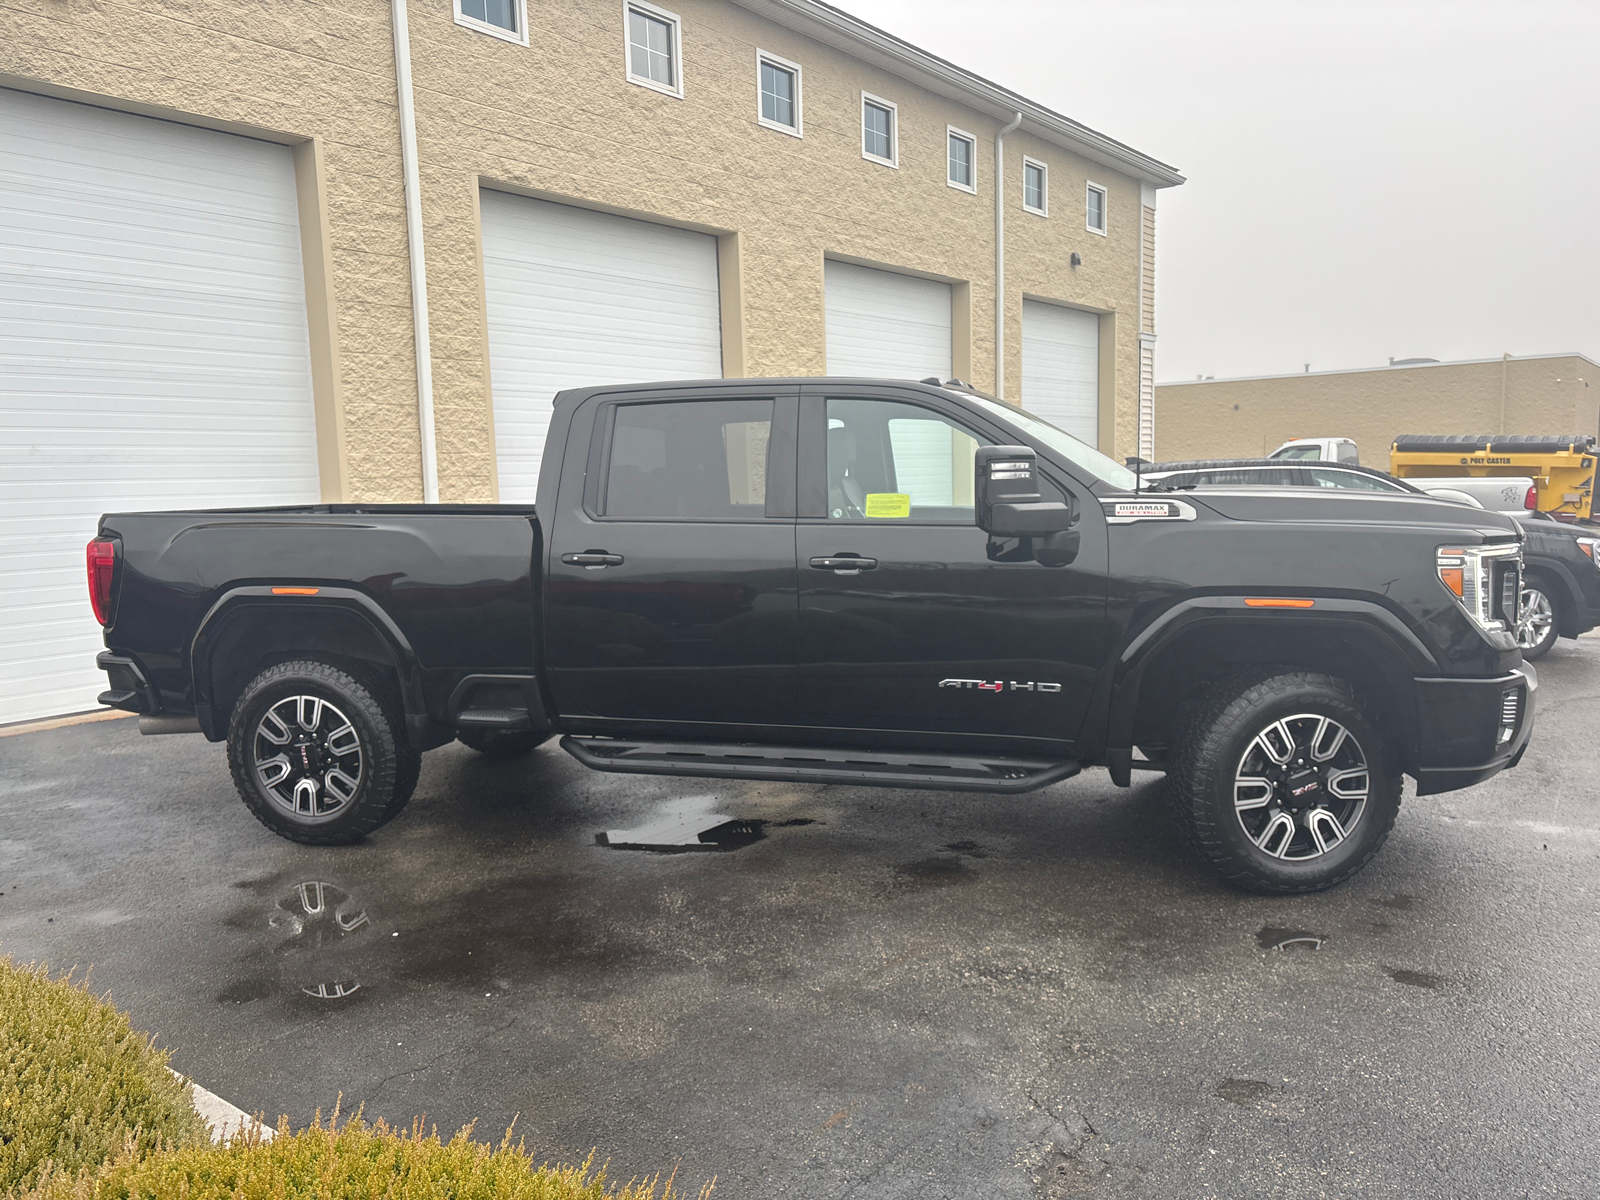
1524,486 -> 1537,510
86,537 -> 118,626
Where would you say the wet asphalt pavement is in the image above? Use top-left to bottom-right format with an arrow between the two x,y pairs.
2,639 -> 1598,1199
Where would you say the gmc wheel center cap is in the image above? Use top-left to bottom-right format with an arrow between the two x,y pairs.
1285,765 -> 1321,804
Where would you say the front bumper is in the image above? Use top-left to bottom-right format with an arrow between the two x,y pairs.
1411,665 -> 1537,796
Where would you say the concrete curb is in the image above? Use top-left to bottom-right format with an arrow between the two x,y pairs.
0,709 -> 134,738
170,1070 -> 275,1143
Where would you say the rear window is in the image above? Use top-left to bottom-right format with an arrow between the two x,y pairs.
603,399 -> 773,520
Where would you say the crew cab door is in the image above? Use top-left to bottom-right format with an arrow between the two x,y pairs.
543,386 -> 799,731
794,385 -> 1109,754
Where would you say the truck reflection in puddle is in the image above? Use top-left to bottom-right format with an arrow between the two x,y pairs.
597,795 -> 815,852
269,881 -> 370,1001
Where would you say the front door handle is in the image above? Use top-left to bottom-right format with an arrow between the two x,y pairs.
809,555 -> 878,573
561,551 -> 624,569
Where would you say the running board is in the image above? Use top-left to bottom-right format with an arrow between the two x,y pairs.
560,736 -> 1081,794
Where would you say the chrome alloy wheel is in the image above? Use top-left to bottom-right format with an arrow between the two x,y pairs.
253,695 -> 363,820
1515,587 -> 1554,651
1233,714 -> 1369,861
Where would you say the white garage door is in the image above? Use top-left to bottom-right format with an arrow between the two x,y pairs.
824,260 -> 952,381
0,89 -> 319,726
480,191 -> 724,502
1021,299 -> 1100,447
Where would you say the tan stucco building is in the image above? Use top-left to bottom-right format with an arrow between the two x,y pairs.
0,0 -> 1182,723
1154,353 -> 1599,466
1,0 -> 1181,502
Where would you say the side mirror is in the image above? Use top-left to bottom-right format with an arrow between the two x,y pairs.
975,445 -> 1075,537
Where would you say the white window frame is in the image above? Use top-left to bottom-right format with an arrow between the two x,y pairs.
624,1 -> 683,99
946,126 -> 977,194
453,0 -> 528,46
1085,180 -> 1108,235
755,49 -> 803,137
860,91 -> 898,168
1022,156 -> 1048,216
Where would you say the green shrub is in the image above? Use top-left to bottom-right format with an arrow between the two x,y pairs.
0,958 -> 208,1194
22,1111 -> 711,1200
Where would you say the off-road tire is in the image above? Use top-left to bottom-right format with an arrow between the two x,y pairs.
457,728 -> 548,759
340,664 -> 421,826
227,659 -> 409,845
1167,670 -> 1402,894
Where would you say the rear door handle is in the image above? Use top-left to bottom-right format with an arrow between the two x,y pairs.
561,552 -> 624,568
809,555 -> 878,573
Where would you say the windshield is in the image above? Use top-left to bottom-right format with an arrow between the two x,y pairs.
1271,445 -> 1324,460
968,397 -> 1141,490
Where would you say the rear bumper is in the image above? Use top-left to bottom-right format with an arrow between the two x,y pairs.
1410,666 -> 1536,796
95,651 -> 158,714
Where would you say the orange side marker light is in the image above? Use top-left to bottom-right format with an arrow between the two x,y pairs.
1244,597 -> 1315,609
271,587 -> 321,596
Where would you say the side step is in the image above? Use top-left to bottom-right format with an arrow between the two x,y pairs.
560,736 -> 1080,794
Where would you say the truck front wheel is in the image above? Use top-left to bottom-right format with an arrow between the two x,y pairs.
226,660 -> 414,845
1167,671 -> 1402,894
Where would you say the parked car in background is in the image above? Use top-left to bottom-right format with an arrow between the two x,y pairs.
1513,513 -> 1600,660
1140,459 -> 1410,493
1269,437 -> 1362,463
1141,460 -> 1538,514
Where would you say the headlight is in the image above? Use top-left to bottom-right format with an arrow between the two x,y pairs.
1577,537 -> 1599,568
1437,543 -> 1522,633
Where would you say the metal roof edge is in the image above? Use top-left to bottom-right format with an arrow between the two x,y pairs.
728,0 -> 1185,188
1156,352 -> 1600,388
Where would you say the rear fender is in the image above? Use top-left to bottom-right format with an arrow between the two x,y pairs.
191,587 -> 426,744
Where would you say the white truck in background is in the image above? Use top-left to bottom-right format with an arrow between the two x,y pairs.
1269,437 -> 1361,463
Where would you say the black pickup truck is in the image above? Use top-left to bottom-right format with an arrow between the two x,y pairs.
88,378 -> 1536,893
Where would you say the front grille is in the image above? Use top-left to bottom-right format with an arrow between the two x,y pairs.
1492,560 -> 1521,625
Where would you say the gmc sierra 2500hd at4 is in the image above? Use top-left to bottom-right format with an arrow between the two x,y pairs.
87,378 -> 1536,893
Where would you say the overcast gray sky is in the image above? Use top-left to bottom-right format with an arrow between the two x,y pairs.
842,0 -> 1599,383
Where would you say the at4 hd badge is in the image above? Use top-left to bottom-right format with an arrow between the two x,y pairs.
940,679 -> 1062,694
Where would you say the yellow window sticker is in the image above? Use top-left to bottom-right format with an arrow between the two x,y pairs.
864,493 -> 911,518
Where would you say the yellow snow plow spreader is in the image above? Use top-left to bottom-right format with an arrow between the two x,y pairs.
1391,434 -> 1597,522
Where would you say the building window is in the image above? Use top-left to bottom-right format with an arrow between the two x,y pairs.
757,51 -> 802,136
947,127 -> 976,193
861,93 -> 897,167
626,2 -> 681,97
454,0 -> 527,45
1086,181 -> 1107,234
1023,157 -> 1048,216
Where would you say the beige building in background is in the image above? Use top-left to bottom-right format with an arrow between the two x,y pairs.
1154,353 -> 1599,465
2,0 -> 1181,502
1,0 -> 1182,723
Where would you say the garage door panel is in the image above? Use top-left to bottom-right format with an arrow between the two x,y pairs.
823,261 -> 952,380
0,88 -> 319,724
481,190 -> 723,503
1021,299 -> 1099,448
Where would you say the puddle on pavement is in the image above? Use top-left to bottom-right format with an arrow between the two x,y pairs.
597,795 -> 815,852
886,854 -> 978,891
1385,966 -> 1446,990
218,881 -> 374,1005
1257,925 -> 1324,952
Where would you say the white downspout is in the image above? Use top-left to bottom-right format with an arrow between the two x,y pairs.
994,111 -> 1023,400
392,0 -> 439,502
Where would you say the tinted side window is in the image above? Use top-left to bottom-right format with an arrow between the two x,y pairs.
1308,468 -> 1400,492
604,399 -> 773,520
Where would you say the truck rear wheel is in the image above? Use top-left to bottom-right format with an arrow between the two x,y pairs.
226,660 -> 412,845
1167,671 -> 1401,894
